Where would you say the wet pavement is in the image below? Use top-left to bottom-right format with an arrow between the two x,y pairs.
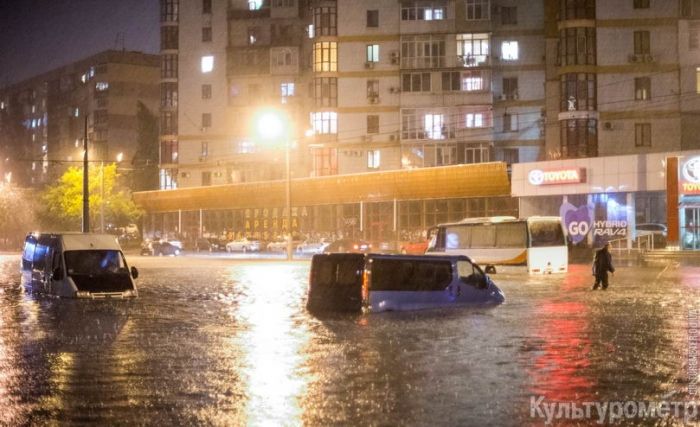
0,254 -> 699,425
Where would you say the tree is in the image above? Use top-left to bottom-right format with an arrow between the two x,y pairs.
38,164 -> 143,231
131,101 -> 160,191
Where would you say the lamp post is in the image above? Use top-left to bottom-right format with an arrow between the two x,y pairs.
255,110 -> 293,260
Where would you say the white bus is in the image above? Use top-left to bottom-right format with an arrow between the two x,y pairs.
426,216 -> 568,274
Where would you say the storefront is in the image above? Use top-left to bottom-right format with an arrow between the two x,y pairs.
511,151 -> 700,249
678,155 -> 700,250
133,163 -> 516,246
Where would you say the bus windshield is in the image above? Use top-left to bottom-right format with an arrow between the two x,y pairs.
65,250 -> 127,275
529,220 -> 566,247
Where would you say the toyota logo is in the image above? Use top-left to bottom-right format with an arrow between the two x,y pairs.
682,156 -> 700,184
528,169 -> 545,186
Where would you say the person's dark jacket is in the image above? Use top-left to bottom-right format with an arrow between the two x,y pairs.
592,248 -> 615,277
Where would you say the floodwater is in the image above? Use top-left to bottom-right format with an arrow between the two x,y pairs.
0,254 -> 699,425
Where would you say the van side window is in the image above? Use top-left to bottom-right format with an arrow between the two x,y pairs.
457,260 -> 484,287
22,238 -> 36,270
372,259 -> 452,291
32,244 -> 48,271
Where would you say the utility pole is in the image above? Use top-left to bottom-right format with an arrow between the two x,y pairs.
82,115 -> 90,233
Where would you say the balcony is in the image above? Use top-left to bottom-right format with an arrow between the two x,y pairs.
228,5 -> 271,20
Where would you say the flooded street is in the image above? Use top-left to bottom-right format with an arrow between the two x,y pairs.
0,254 -> 699,425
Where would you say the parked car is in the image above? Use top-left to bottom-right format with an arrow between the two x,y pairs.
267,235 -> 305,252
225,237 -> 261,253
141,240 -> 181,256
635,223 -> 667,248
322,238 -> 372,254
296,238 -> 330,255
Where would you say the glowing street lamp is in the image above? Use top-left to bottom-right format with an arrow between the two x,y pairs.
253,109 -> 293,260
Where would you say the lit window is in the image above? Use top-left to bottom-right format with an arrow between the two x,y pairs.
0,101 -> 5,110
308,24 -> 315,38
248,0 -> 263,10
311,111 -> 338,134
74,108 -> 80,117
424,114 -> 444,140
313,42 -> 337,72
462,75 -> 483,91
696,67 -> 700,93
366,44 -> 379,62
501,41 -> 519,60
95,82 -> 109,91
466,113 -> 485,128
367,150 -> 380,169
281,83 -> 295,103
201,55 -> 214,73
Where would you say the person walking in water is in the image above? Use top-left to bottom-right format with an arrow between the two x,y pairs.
592,242 -> 615,290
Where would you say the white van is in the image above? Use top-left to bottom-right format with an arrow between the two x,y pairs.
21,233 -> 138,299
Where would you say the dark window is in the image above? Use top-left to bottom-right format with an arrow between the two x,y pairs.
202,171 -> 212,186
501,6 -> 517,25
202,84 -> 212,99
559,27 -> 596,66
635,123 -> 651,147
202,113 -> 212,128
403,72 -> 431,92
314,7 -> 337,36
160,139 -> 178,163
161,26 -> 178,50
560,0 -> 595,20
441,72 -> 461,91
635,77 -> 651,100
161,82 -> 178,107
371,259 -> 453,291
367,10 -> 379,27
529,221 -> 566,247
634,31 -> 650,55
367,115 -> 379,134
160,0 -> 178,22
560,73 -> 596,111
633,0 -> 650,8
503,77 -> 518,99
161,54 -> 178,78
560,119 -> 597,158
202,27 -> 212,42
160,112 -> 178,135
314,77 -> 337,107
202,0 -> 212,14
503,113 -> 515,132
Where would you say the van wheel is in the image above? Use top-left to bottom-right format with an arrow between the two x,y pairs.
485,265 -> 496,274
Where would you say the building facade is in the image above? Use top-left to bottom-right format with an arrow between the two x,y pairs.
0,50 -> 160,187
141,0 -> 700,248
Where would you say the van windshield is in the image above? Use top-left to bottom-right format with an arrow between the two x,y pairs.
65,250 -> 127,275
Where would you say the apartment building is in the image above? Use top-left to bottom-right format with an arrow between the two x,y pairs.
142,0 -> 700,246
0,50 -> 159,187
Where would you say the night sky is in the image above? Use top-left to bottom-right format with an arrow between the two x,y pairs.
0,0 -> 159,87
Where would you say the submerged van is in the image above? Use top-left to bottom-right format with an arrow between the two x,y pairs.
21,233 -> 139,299
307,253 -> 504,313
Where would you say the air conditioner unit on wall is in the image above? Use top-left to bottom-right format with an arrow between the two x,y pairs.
368,96 -> 380,104
603,121 -> 613,131
390,52 -> 399,65
364,62 -> 375,69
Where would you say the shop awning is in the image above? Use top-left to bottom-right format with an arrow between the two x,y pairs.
133,163 -> 511,213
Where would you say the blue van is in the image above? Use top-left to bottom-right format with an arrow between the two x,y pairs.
307,253 -> 504,313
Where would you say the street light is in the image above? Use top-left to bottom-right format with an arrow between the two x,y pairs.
253,109 -> 293,260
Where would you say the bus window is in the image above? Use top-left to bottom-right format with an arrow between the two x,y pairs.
445,226 -> 471,249
470,225 -> 496,248
529,221 -> 566,247
496,222 -> 528,248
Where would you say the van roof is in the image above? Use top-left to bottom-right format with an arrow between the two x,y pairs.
27,233 -> 122,251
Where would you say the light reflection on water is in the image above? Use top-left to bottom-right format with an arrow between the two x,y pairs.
0,255 -> 697,425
